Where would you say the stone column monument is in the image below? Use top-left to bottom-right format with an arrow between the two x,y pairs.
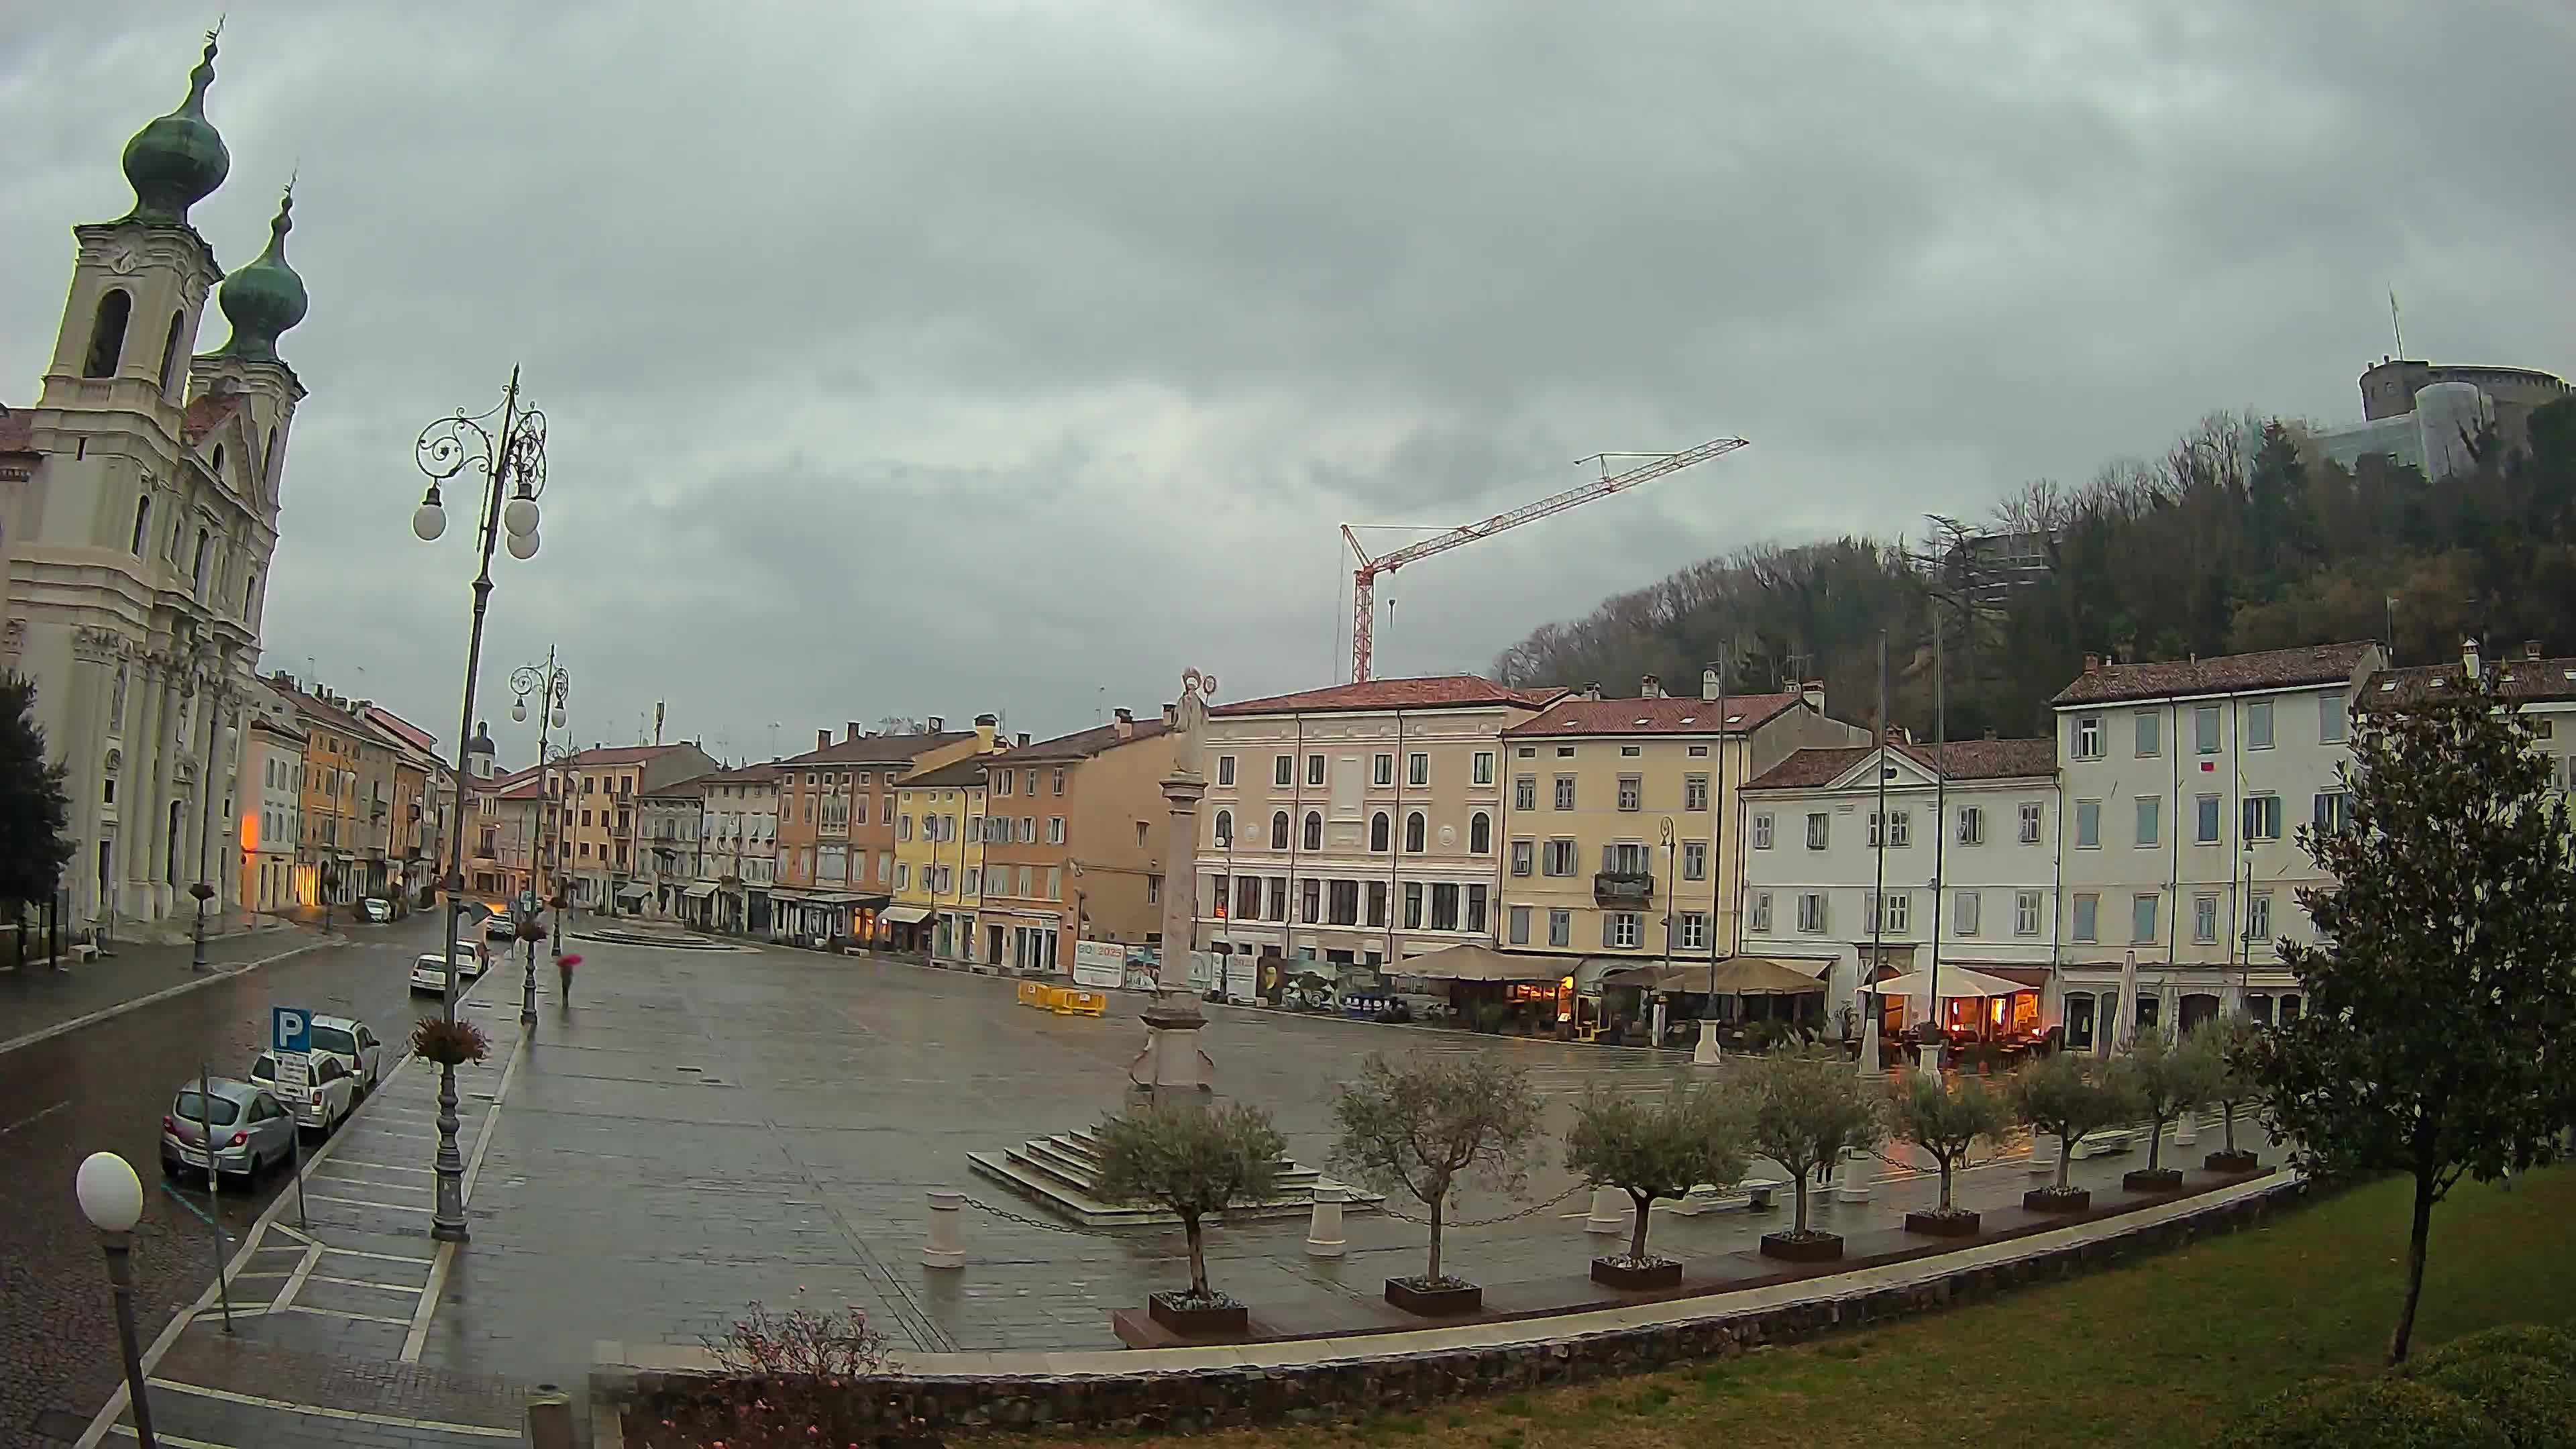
1134,667 -> 1216,1095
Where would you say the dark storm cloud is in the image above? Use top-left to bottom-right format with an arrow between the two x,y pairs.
3,2 -> 2569,759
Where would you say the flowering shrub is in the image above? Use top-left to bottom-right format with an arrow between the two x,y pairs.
410,1016 -> 489,1066
649,1293 -> 930,1448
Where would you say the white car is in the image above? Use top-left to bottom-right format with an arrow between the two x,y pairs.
249,1050 -> 358,1133
305,1014 -> 386,1096
409,948 -> 486,996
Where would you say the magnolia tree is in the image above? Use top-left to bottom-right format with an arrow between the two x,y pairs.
1564,1081 -> 1752,1264
1890,1069 -> 2009,1216
2191,1016 -> 2263,1164
1746,1049 -> 1886,1238
2125,1026 -> 2221,1175
1330,1054 -> 1541,1287
2010,1051 -> 2138,1197
1093,1102 -> 1285,1305
2247,667 -> 2576,1364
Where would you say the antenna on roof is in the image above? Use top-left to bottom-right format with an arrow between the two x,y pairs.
2390,286 -> 2405,358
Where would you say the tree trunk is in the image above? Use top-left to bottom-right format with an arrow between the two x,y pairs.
1426,1199 -> 1444,1283
2390,1168 -> 2437,1365
1937,1156 -> 1955,1212
1628,1191 -> 1652,1260
2148,1114 -> 2165,1171
2055,1130 -> 2074,1191
2222,1102 -> 2238,1155
1792,1171 -> 1811,1233
1183,1213 -> 1210,1298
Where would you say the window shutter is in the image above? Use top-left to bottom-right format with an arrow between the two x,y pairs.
1600,843 -> 1614,873
1601,913 -> 1615,948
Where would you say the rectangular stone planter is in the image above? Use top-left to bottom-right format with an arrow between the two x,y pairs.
2024,1187 -> 2092,1213
1383,1278 -> 1483,1316
1590,1256 -> 1684,1290
1758,1230 -> 1843,1263
2123,1167 -> 2185,1193
1148,1291 -> 1249,1337
1902,1209 -> 1983,1237
2205,1149 -> 2261,1173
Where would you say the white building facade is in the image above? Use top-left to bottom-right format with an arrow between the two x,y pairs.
2049,642 -> 2383,1050
1738,737 -> 2061,1037
0,39 -> 311,935
697,763 -> 778,934
1191,676 -> 1560,975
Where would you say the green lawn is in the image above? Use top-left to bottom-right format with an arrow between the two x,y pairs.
1087,1167 -> 2576,1449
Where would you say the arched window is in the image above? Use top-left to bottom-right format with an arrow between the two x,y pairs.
158,310 -> 188,396
262,425 -> 280,494
1470,811 -> 1492,854
192,529 -> 212,591
1213,809 -> 1232,847
84,289 -> 132,378
129,495 -> 151,554
1302,810 -> 1322,852
1369,811 -> 1390,852
1405,811 -> 1427,853
244,570 -> 258,617
211,445 -> 225,482
1270,810 -> 1289,850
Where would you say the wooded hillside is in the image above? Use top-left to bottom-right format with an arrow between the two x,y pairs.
1491,399 -> 2576,739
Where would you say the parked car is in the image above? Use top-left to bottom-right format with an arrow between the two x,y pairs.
248,1051 -> 358,1132
409,946 -> 485,995
305,1013 -> 386,1096
161,1079 -> 297,1184
359,897 -> 394,923
484,914 -> 517,944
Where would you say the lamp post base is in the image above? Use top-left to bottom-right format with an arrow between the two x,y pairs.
101,1234 -> 159,1448
1692,1018 -> 1722,1066
1134,994 -> 1213,1095
430,1061 -> 470,1242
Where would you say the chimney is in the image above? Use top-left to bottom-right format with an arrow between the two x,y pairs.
1582,682 -> 1603,702
846,720 -> 863,743
926,716 -> 944,733
1801,680 -> 1827,713
1015,732 -> 1031,747
2083,653 -> 2102,674
816,729 -> 831,751
1112,707 -> 1135,741
1640,674 -> 1662,699
2462,636 -> 2481,680
974,713 -> 998,751
1701,668 -> 1721,702
2526,639 -> 2544,661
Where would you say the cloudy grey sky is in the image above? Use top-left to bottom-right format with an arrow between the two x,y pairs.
6,3 -> 2569,765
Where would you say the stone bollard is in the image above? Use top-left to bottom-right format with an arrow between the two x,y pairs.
923,1188 -> 965,1269
1305,1181 -> 1348,1258
2175,1110 -> 2199,1148
2028,1130 -> 2059,1179
1585,1185 -> 1629,1236
1835,1146 -> 1874,1204
525,1385 -> 576,1449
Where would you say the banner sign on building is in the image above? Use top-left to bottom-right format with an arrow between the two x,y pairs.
1071,939 -> 1126,989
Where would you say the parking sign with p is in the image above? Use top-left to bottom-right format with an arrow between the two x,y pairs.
272,1006 -> 311,1055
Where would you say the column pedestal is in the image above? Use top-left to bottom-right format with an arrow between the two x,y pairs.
1692,1017 -> 1721,1066
1137,994 -> 1212,1094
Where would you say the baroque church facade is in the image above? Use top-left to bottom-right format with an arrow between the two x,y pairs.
0,32 -> 311,934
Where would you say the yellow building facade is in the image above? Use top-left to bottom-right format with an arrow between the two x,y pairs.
892,748 -> 994,960
1496,676 -> 1865,985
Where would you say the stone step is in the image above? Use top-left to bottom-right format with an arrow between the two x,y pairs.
967,1150 -> 1381,1228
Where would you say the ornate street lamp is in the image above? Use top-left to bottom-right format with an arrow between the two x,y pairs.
511,654 -> 571,1028
411,368 -> 548,1242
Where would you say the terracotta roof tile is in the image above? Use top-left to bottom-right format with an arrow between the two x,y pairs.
2049,642 -> 2378,706
1503,693 -> 1805,738
2364,657 -> 2576,709
1000,718 -> 1171,762
180,392 -> 245,445
903,755 -> 994,790
776,731 -> 973,767
1744,737 -> 2057,792
694,762 -> 783,785
1212,675 -> 1562,717
562,743 -> 694,767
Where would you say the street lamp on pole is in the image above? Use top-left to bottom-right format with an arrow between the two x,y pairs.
511,654 -> 569,1028
76,1150 -> 158,1449
185,634 -> 233,973
411,367 -> 549,1242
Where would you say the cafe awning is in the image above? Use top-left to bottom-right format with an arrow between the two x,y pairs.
1601,956 -> 1830,994
880,905 -> 932,925
1867,965 -> 2027,1000
1394,944 -> 1562,983
616,883 -> 650,900
681,883 -> 717,899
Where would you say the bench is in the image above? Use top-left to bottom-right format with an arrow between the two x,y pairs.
1672,1176 -> 1789,1215
2071,1126 -> 2147,1160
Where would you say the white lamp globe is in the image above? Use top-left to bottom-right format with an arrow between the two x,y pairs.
511,700 -> 527,723
411,499 -> 447,542
76,1150 -> 144,1233
506,529 -> 539,561
550,706 -> 566,728
502,494 -> 540,539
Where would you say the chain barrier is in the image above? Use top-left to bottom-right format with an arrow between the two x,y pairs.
955,1195 -> 1125,1237
1373,1181 -> 1587,1229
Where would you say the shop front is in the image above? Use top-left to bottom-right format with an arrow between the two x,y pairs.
879,904 -> 933,953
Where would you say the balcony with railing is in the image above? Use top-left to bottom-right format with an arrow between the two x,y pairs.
1593,871 -> 1655,908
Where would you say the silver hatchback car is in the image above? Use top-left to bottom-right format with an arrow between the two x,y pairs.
161,1078 -> 297,1185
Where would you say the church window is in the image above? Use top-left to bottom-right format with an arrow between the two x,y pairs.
158,310 -> 187,396
129,496 -> 151,554
193,529 -> 211,592
211,445 -> 225,482
84,289 -> 131,378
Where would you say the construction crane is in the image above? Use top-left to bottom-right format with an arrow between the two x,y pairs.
1340,435 -> 1750,682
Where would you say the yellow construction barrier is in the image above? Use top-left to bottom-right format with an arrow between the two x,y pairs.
1053,988 -> 1107,1017
1016,980 -> 1046,1008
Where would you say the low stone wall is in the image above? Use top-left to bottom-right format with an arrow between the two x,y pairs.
610,1175 -> 2311,1437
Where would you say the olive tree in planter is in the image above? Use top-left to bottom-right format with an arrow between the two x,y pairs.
1890,1068 -> 2009,1236
1328,1053 -> 1541,1315
2121,1026 -> 2220,1191
1092,1101 -> 1285,1337
2010,1051 -> 2138,1212
2193,1016 -> 2263,1173
1564,1081 -> 1751,1289
1746,1049 -> 1886,1262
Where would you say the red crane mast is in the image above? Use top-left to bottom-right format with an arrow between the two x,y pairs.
1342,435 -> 1750,682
